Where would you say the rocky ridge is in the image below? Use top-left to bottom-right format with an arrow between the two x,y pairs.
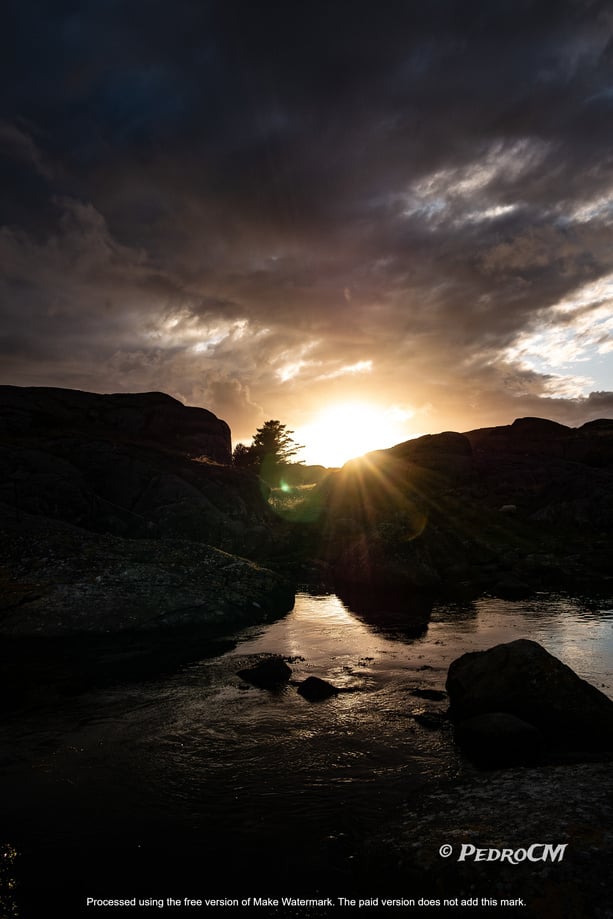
0,386 -> 294,638
314,416 -> 613,596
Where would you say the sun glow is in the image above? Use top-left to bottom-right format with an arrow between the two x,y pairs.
296,402 -> 414,468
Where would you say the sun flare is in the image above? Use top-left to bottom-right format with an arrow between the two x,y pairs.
296,402 -> 414,468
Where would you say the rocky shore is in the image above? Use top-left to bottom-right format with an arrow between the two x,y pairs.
312,417 -> 613,598
2,386 -> 612,919
0,512 -> 293,636
0,385 -> 295,649
368,761 -> 613,919
2,385 -> 613,643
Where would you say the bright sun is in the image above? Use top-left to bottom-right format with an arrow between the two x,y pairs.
296,402 -> 414,468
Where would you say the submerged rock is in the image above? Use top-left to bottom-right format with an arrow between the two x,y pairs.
413,712 -> 448,730
446,638 -> 613,752
236,657 -> 292,689
411,688 -> 447,701
297,676 -> 339,701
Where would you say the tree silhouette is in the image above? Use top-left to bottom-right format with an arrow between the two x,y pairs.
231,442 -> 255,468
232,420 -> 303,477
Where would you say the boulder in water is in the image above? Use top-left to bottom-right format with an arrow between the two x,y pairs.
297,676 -> 339,701
454,712 -> 546,767
237,657 -> 292,689
446,639 -> 613,752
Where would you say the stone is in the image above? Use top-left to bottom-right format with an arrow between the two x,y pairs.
413,712 -> 448,730
454,712 -> 546,767
0,385 -> 285,557
410,688 -> 447,701
0,514 -> 295,635
296,676 -> 339,701
0,386 -> 231,462
446,639 -> 613,751
236,657 -> 292,689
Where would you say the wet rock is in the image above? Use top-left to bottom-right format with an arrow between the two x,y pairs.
236,657 -> 292,689
446,639 -> 613,751
410,688 -> 447,701
413,712 -> 448,730
297,676 -> 339,701
455,712 -> 546,767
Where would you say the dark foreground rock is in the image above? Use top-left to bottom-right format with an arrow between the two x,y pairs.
296,675 -> 339,701
0,512 -> 294,636
368,762 -> 613,919
447,639 -> 613,754
454,712 -> 546,767
236,656 -> 292,688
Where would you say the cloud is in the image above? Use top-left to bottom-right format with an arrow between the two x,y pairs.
1,1 -> 613,449
0,120 -> 52,178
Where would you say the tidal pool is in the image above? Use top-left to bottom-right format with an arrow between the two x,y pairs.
2,590 -> 612,916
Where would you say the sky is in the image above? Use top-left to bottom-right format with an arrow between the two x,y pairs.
2,0 -> 613,465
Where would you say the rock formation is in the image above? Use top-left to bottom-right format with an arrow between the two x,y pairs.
237,657 -> 292,688
0,385 -> 283,557
313,416 -> 613,595
0,386 -> 231,462
446,639 -> 613,758
0,385 -> 294,637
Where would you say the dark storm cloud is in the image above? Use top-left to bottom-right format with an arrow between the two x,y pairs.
1,0 -> 612,440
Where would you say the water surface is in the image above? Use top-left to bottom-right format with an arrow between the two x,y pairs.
2,590 -> 612,914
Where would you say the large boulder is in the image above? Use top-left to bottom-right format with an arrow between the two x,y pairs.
454,712 -> 546,767
0,386 -> 231,462
446,639 -> 613,752
0,514 -> 295,636
0,386 -> 285,556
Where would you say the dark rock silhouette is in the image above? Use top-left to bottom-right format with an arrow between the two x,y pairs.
413,712 -> 448,730
0,385 -> 295,636
315,415 -> 613,595
0,386 -> 231,461
446,639 -> 613,752
237,657 -> 292,688
0,515 -> 294,635
296,676 -> 339,701
0,385 -> 283,557
411,688 -> 447,701
454,712 -> 546,768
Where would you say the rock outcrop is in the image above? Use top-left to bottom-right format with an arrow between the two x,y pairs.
0,386 -> 284,558
0,513 -> 294,636
0,385 -> 295,637
0,386 -> 231,462
446,639 -> 613,756
312,416 -> 613,596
